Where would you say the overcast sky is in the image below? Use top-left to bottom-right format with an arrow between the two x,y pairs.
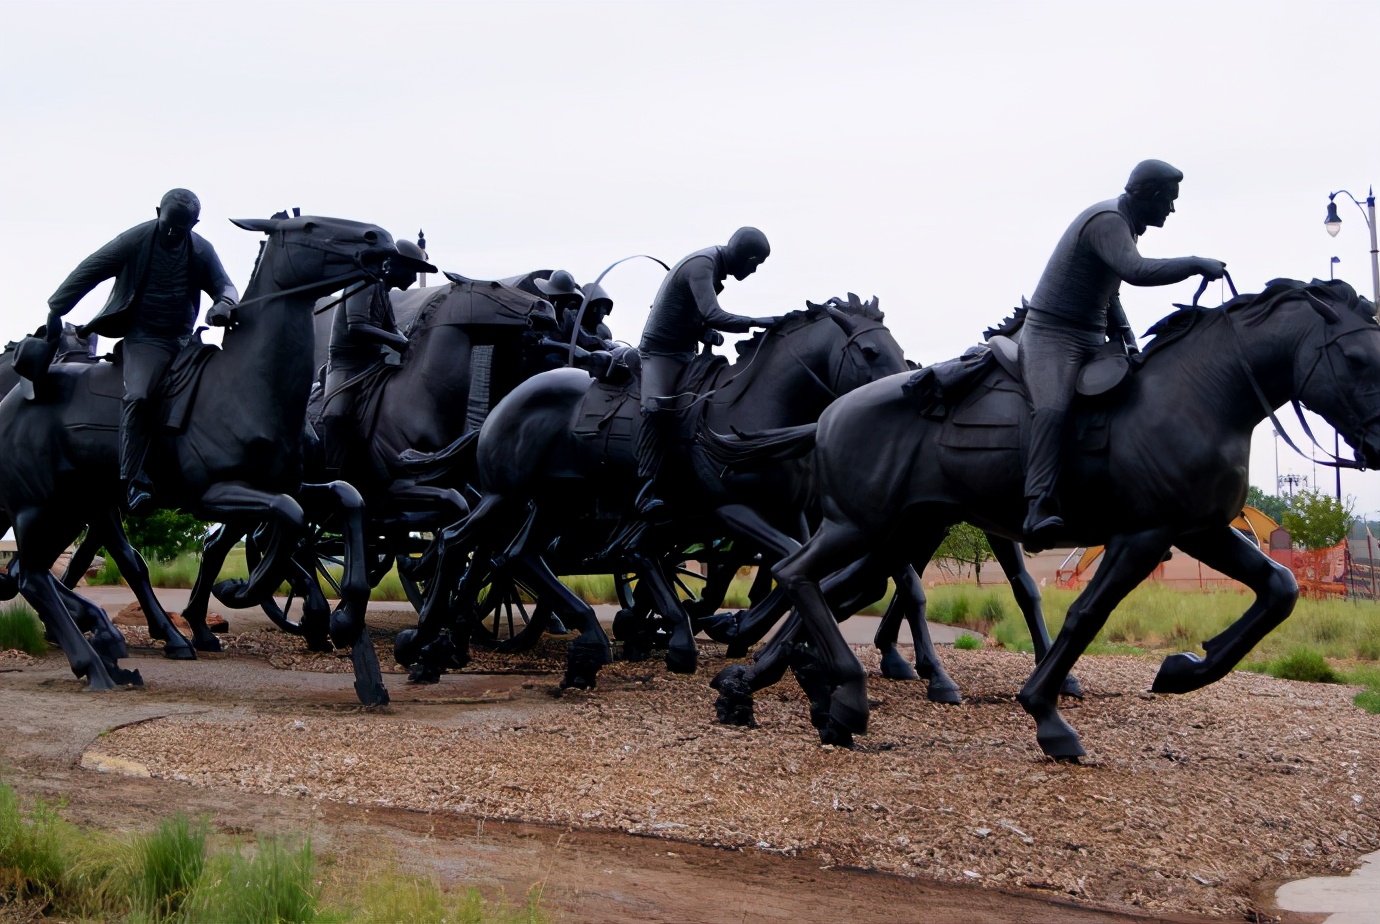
2,0 -> 1378,518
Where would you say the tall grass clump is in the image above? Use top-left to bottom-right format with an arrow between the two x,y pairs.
133,814 -> 207,921
0,785 -> 69,907
0,603 -> 46,656
1243,646 -> 1342,684
185,837 -> 318,924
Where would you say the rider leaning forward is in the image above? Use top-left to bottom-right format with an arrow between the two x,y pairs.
320,238 -> 434,480
46,188 -> 239,515
1020,159 -> 1226,549
635,227 -> 778,517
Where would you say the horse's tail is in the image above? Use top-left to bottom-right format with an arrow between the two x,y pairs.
699,423 -> 817,471
396,430 -> 479,483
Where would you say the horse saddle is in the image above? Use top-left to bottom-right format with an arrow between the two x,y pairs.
81,334 -> 220,431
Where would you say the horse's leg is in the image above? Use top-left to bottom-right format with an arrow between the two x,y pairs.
710,504 -> 802,653
989,535 -> 1081,698
89,505 -> 195,660
197,483 -> 305,609
885,566 -> 962,704
772,517 -> 876,747
395,494 -> 505,671
1153,525 -> 1298,694
514,552 -> 611,689
747,558 -> 774,607
180,522 -> 243,651
59,529 -> 103,589
875,524 -> 946,682
1017,528 -> 1173,760
629,552 -> 697,674
300,481 -> 385,705
14,510 -> 134,689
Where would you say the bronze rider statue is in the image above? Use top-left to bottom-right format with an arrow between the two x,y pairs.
1020,159 -> 1226,549
635,227 -> 778,515
46,188 -> 239,515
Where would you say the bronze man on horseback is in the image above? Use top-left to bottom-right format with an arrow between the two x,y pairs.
635,227 -> 778,516
46,188 -> 239,515
1020,160 -> 1226,548
321,238 -> 435,480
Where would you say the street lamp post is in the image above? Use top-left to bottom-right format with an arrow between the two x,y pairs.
1323,187 -> 1380,306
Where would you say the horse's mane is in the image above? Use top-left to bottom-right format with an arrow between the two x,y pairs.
1141,277 -> 1374,360
983,303 -> 1028,340
733,292 -> 883,358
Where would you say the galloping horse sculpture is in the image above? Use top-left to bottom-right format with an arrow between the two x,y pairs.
398,297 -> 913,687
0,214 -> 402,695
740,278 -> 1380,757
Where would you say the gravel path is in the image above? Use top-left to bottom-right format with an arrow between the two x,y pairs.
72,635 -> 1380,921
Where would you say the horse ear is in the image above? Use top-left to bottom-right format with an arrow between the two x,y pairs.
825,304 -> 860,335
230,217 -> 280,233
1304,291 -> 1341,324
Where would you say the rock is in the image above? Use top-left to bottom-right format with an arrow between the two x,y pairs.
111,602 -> 228,634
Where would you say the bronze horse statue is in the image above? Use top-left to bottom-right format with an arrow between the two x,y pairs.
398,296 -> 979,692
0,214 -> 404,697
726,278 -> 1380,757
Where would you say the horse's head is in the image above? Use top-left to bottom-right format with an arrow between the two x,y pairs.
736,293 -> 907,406
231,214 -> 407,299
1272,279 -> 1380,468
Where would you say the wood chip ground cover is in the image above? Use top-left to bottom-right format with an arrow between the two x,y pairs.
91,645 -> 1380,919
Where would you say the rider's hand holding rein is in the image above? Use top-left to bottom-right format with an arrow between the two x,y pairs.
207,295 -> 239,330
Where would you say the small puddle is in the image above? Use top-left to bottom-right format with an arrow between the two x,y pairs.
1274,850 -> 1380,923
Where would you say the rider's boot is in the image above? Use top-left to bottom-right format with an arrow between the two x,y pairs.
634,408 -> 673,524
1021,408 -> 1066,551
119,400 -> 157,516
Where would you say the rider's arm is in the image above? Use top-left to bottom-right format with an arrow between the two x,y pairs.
196,240 -> 240,306
1085,212 -> 1206,287
687,256 -> 759,334
47,233 -> 129,319
345,285 -> 407,349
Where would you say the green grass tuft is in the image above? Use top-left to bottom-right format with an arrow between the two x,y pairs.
184,836 -> 319,924
1243,646 -> 1342,684
0,603 -> 46,656
952,633 -> 982,651
134,813 -> 207,921
1354,689 -> 1380,713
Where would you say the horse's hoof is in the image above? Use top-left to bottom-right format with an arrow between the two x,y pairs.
563,640 -> 606,690
1034,713 -> 1085,760
879,647 -> 919,681
192,632 -> 223,653
211,579 -> 251,608
1060,673 -> 1085,699
162,643 -> 197,661
109,667 -> 143,687
328,611 -> 361,650
712,667 -> 757,728
1151,652 -> 1206,695
394,629 -> 421,668
405,667 -> 438,686
925,680 -> 962,706
697,611 -> 739,645
665,644 -> 697,675
829,689 -> 869,735
818,719 -> 855,749
610,608 -> 639,642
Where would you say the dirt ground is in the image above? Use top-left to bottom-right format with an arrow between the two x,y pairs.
2,616 -> 1371,923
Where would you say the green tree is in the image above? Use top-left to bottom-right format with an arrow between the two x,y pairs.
1245,485 -> 1289,523
934,522 -> 994,582
121,510 -> 208,563
1280,489 -> 1354,551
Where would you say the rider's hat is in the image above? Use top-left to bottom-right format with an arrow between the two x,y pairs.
535,270 -> 583,300
391,238 -> 437,274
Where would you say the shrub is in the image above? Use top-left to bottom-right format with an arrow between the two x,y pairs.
0,604 -> 45,656
953,633 -> 982,651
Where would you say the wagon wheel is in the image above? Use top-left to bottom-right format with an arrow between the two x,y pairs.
470,573 -> 552,652
612,561 -> 709,639
393,532 -> 439,614
251,524 -> 339,650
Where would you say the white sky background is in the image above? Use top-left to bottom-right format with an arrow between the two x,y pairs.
1,0 -> 1378,517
